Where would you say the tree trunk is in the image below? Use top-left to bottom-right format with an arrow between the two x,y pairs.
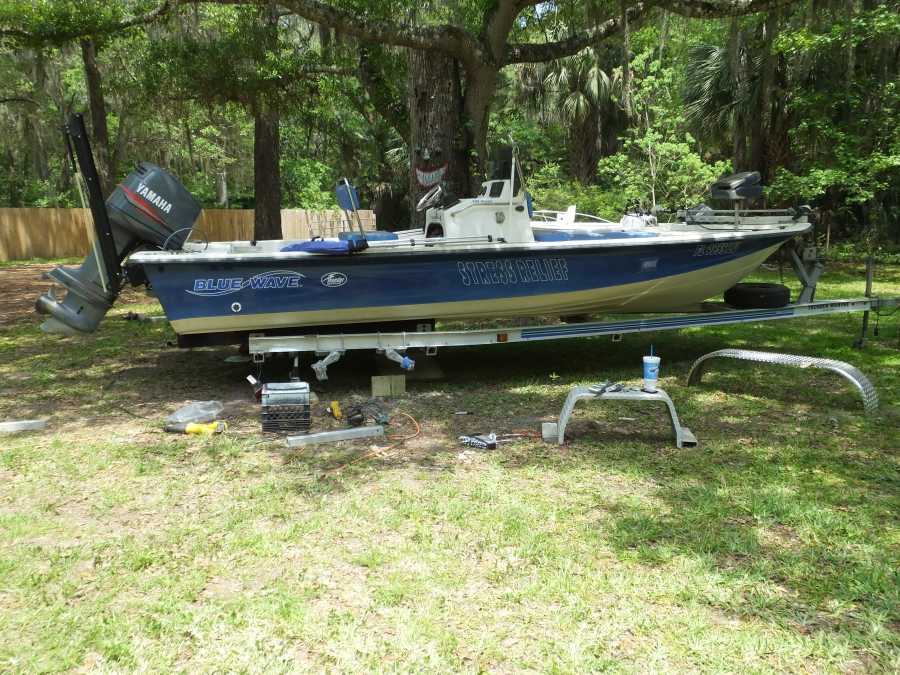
462,64 -> 499,185
253,103 -> 283,240
25,50 -> 49,182
407,48 -> 471,228
569,108 -> 601,184
727,19 -> 748,171
80,39 -> 113,196
252,3 -> 283,241
621,0 -> 633,118
751,11 -> 777,182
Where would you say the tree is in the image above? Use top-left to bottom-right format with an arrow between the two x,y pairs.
683,13 -> 785,181
598,51 -> 730,211
0,2 -> 174,196
515,46 -> 626,184
232,0 -> 789,177
141,6 -> 348,238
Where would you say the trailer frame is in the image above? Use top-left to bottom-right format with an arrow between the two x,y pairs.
248,295 -> 898,380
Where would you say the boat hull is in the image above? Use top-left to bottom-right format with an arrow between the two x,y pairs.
137,233 -> 792,335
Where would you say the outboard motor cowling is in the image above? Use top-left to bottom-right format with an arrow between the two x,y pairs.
107,162 -> 202,251
36,114 -> 201,334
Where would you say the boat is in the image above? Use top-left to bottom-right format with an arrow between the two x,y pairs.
36,115 -> 811,346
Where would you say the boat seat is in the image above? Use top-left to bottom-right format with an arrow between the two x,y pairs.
710,171 -> 763,201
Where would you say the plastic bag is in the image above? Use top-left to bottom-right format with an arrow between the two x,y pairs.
165,401 -> 223,425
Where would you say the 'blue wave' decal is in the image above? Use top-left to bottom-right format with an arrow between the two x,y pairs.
187,270 -> 306,296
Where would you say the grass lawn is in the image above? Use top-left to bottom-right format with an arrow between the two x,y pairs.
1,260 -> 898,672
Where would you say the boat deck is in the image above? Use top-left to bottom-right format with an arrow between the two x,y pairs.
134,210 -> 809,264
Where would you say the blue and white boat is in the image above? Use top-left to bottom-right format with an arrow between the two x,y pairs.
36,117 -> 810,346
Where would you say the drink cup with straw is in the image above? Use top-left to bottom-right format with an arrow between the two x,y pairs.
643,345 -> 661,392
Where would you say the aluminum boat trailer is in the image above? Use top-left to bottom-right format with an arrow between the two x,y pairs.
248,295 -> 898,381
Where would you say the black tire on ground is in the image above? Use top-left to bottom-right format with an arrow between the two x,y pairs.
724,282 -> 791,309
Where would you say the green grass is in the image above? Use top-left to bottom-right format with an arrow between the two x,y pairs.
0,263 -> 898,672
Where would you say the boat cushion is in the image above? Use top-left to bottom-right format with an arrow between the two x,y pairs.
280,238 -> 368,254
533,229 -> 658,242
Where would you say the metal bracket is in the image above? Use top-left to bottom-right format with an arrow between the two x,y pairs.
380,348 -> 415,372
546,385 -> 697,448
789,247 -> 824,304
687,348 -> 878,414
311,350 -> 344,381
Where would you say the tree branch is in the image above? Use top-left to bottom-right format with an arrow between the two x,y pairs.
505,3 -> 648,64
653,0 -> 796,18
0,0 -> 172,43
261,0 -> 485,68
0,96 -> 38,105
482,0 -> 541,63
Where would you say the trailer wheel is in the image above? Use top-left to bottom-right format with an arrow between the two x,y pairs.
724,282 -> 790,309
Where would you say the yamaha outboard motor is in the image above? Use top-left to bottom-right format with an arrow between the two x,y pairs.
36,114 -> 201,334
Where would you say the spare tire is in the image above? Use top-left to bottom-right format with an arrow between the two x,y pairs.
724,282 -> 790,309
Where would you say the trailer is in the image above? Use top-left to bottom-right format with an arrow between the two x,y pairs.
248,294 -> 898,380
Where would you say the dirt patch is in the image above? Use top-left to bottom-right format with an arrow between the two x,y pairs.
0,263 -> 148,326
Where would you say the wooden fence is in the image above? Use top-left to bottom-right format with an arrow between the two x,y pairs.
0,208 -> 376,262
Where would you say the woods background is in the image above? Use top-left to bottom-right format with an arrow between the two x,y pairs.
0,0 -> 897,255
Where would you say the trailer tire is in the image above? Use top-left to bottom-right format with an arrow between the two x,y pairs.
724,282 -> 790,309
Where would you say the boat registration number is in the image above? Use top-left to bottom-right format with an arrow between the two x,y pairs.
693,242 -> 740,257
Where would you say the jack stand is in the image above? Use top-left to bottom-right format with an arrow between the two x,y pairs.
311,350 -> 344,381
545,384 -> 697,449
790,247 -> 824,305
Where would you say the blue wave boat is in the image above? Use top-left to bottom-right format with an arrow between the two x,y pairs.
36,116 -> 810,346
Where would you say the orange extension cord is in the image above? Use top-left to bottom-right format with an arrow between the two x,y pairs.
325,411 -> 421,475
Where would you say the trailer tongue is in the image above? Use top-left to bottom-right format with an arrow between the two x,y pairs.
35,113 -> 201,334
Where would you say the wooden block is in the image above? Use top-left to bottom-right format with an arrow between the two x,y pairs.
371,375 -> 406,398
